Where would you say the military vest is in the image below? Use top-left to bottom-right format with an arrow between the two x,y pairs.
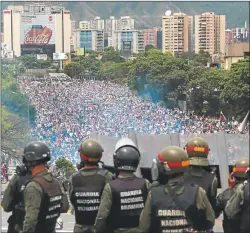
184,169 -> 214,202
71,169 -> 108,225
221,188 -> 241,233
150,184 -> 198,233
108,177 -> 148,229
240,182 -> 250,233
14,174 -> 32,226
32,175 -> 63,233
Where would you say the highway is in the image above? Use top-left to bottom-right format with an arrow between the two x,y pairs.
1,182 -> 224,232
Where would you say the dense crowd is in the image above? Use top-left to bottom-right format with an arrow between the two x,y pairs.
18,76 -> 249,163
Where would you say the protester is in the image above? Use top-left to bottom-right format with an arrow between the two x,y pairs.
18,76 -> 249,164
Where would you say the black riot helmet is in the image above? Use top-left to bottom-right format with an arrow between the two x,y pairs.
113,138 -> 141,172
23,141 -> 51,165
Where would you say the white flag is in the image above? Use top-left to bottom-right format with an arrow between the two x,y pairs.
238,111 -> 249,133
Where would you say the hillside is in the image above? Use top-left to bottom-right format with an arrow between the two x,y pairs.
65,1 -> 249,29
2,1 -> 249,29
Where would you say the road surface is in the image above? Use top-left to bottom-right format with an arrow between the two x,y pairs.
1,182 -> 224,232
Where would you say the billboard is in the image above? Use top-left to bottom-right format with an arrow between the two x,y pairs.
122,41 -> 132,57
20,14 -> 55,56
53,53 -> 68,60
122,41 -> 132,51
20,14 -> 55,45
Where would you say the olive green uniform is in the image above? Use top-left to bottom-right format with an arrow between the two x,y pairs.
187,166 -> 218,209
1,174 -> 18,212
215,183 -> 241,218
69,167 -> 113,233
139,176 -> 215,233
94,172 -> 151,233
225,183 -> 245,218
2,174 -> 20,233
21,170 -> 69,233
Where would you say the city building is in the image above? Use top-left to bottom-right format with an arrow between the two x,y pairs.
231,23 -> 249,43
1,32 -> 3,44
79,20 -> 90,29
105,16 -> 117,36
116,16 -> 135,30
225,29 -> 233,44
162,12 -> 189,55
90,16 -> 105,30
3,3 -> 71,57
75,29 -> 104,52
144,28 -> 158,48
224,42 -> 249,69
71,20 -> 76,52
188,16 -> 195,52
138,30 -> 145,53
105,16 -> 135,48
195,12 -> 226,55
157,29 -> 162,50
105,16 -> 117,47
113,30 -> 139,55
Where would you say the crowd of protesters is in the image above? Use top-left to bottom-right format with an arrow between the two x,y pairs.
18,76 -> 249,164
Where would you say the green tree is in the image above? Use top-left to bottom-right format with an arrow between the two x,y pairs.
55,157 -> 76,178
101,47 -> 125,63
1,106 -> 31,163
64,62 -> 83,77
193,50 -> 211,66
187,68 -> 227,114
17,54 -> 54,69
145,44 -> 156,51
221,58 -> 250,118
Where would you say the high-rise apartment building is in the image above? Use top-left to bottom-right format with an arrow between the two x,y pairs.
75,29 -> 104,52
195,12 -> 226,55
79,21 -> 90,29
157,29 -> 162,50
162,12 -> 189,55
231,24 -> 249,42
113,30 -> 138,55
116,16 -> 135,30
105,16 -> 135,48
90,16 -> 105,30
225,29 -> 233,44
138,30 -> 145,53
105,16 -> 117,36
188,16 -> 195,52
3,3 -> 71,57
144,28 -> 158,48
105,16 -> 117,47
71,20 -> 76,52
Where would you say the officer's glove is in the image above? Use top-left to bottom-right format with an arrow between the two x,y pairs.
228,172 -> 236,189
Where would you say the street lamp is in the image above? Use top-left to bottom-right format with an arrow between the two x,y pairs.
11,91 -> 30,126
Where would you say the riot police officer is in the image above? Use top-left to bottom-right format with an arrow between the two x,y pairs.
21,141 -> 69,233
139,146 -> 215,233
225,157 -> 250,233
184,137 -> 218,211
1,165 -> 32,233
69,139 -> 113,233
216,157 -> 250,233
94,137 -> 150,233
